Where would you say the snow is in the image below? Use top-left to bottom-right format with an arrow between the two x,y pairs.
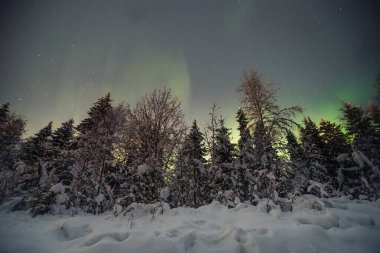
50,182 -> 65,195
137,164 -> 151,177
160,186 -> 170,201
307,180 -> 329,197
0,197 -> 380,253
39,162 -> 49,187
95,193 -> 105,204
49,182 -> 68,209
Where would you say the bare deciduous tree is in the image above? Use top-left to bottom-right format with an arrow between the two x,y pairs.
239,71 -> 302,146
127,88 -> 187,169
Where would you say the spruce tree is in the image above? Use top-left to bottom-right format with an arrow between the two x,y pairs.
0,103 -> 26,199
342,102 -> 379,160
285,130 -> 308,197
286,131 -> 304,163
204,103 -> 220,166
214,119 -> 235,164
51,119 -> 75,187
52,119 -> 75,150
319,119 -> 350,158
0,103 -> 10,123
238,71 -> 302,202
72,93 -> 126,213
15,122 -> 55,214
0,102 -> 25,170
236,108 -> 253,161
210,119 -> 237,206
19,122 -> 53,190
339,102 -> 380,199
234,108 -> 254,202
319,119 -> 350,189
300,117 -> 331,197
173,120 -> 208,207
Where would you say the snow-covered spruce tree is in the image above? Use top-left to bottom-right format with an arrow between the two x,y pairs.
342,102 -> 379,162
20,119 -> 76,215
18,122 -> 53,190
0,103 -> 26,200
15,122 -> 55,214
336,150 -> 380,200
299,117 -> 331,197
236,108 -> 254,163
368,102 -> 380,128
71,93 -> 127,214
172,120 -> 209,208
337,102 -> 380,199
286,131 -> 304,165
214,119 -> 235,165
234,108 -> 254,203
37,118 -> 76,213
51,119 -> 75,186
209,119 -> 237,207
116,88 -> 186,208
238,71 -> 302,202
285,130 -> 308,198
319,119 -> 350,189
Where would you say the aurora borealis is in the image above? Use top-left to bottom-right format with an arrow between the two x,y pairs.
1,0 -> 379,140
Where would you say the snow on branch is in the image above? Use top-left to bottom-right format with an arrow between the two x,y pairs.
307,180 -> 329,197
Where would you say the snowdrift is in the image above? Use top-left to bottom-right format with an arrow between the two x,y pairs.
0,196 -> 380,253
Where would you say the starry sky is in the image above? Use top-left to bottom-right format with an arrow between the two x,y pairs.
1,0 -> 379,140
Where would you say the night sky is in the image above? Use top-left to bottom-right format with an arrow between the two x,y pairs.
1,0 -> 379,140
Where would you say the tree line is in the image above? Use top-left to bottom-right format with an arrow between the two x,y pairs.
0,71 -> 379,216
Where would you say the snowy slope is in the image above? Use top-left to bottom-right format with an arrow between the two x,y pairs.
0,197 -> 380,253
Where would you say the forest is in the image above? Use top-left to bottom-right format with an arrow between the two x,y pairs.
1,71 -> 379,216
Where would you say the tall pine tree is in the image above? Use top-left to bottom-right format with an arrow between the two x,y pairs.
173,120 -> 208,207
210,119 -> 237,206
0,103 -> 26,200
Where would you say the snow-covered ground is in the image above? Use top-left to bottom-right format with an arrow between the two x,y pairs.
1,196 -> 380,253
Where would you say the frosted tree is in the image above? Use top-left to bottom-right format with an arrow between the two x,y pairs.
239,71 -> 302,155
71,93 -> 127,213
18,122 -> 53,191
319,119 -> 350,188
299,117 -> 332,197
214,119 -> 235,164
238,71 -> 302,201
0,103 -> 26,200
285,130 -> 308,197
209,119 -> 237,206
234,108 -> 254,202
368,102 -> 380,127
116,88 -> 186,209
236,108 -> 254,159
126,88 -> 186,169
342,102 -> 379,160
172,120 -> 209,207
15,122 -> 55,214
336,151 -> 380,200
338,101 -> 380,199
50,119 -> 75,186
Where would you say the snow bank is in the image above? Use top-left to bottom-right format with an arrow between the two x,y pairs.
0,197 -> 379,253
